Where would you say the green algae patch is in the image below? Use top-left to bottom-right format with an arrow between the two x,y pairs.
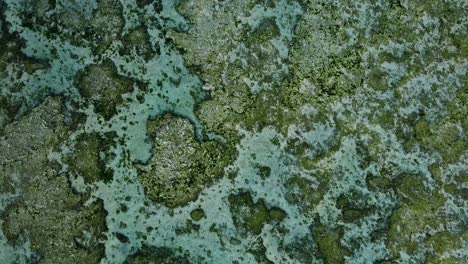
387,175 -> 447,259
410,119 -> 466,164
77,60 -> 135,120
190,208 -> 205,221
313,225 -> 348,264
425,231 -> 468,264
336,192 -> 373,223
140,114 -> 236,208
395,174 -> 445,206
256,165 -> 271,179
228,192 -> 287,235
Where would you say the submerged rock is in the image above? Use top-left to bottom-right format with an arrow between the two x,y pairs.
0,0 -> 466,263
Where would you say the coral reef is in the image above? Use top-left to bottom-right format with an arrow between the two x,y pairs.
0,0 -> 466,263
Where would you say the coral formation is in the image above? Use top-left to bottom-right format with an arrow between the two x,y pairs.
0,0 -> 466,263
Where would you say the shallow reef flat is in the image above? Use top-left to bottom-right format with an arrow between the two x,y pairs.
0,0 -> 467,263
